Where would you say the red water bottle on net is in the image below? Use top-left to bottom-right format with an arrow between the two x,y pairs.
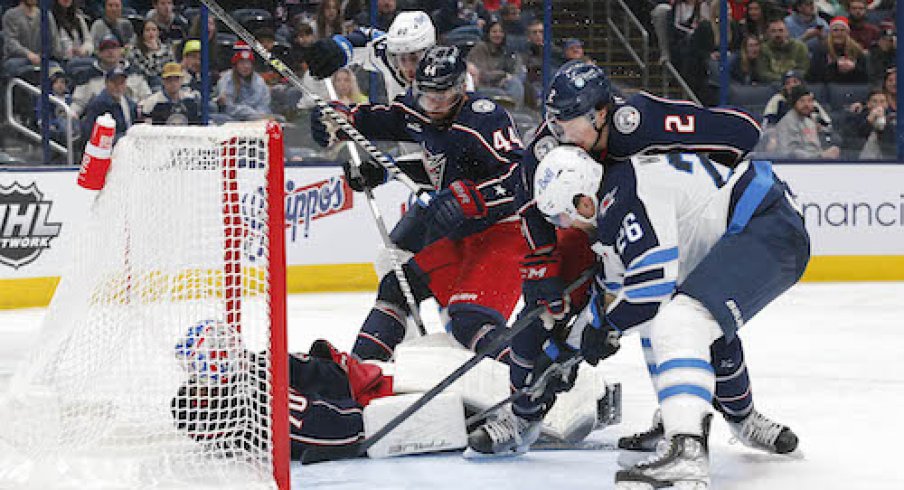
77,113 -> 116,190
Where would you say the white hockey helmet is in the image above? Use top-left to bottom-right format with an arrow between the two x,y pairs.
386,11 -> 436,83
534,145 -> 604,228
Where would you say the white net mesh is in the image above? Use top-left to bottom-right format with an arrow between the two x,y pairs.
0,122 -> 285,489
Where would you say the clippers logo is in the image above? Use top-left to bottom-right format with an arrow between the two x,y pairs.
284,176 -> 353,241
0,182 -> 62,269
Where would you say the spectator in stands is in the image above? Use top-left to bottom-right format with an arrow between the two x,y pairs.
480,0 -> 520,13
500,3 -> 525,38
89,0 -> 135,49
784,0 -> 827,49
71,34 -> 152,116
651,0 -> 674,63
851,88 -> 897,158
687,1 -> 742,104
867,0 -> 895,11
139,61 -> 202,125
2,0 -> 64,79
521,19 -> 561,109
467,18 -> 526,108
868,28 -> 896,83
815,0 -> 847,19
669,0 -> 711,69
180,39 -> 202,93
739,0 -> 769,41
315,0 -> 344,38
37,66 -> 78,142
187,13 -> 226,73
761,18 -> 810,82
773,84 -> 840,158
81,65 -> 138,141
53,0 -> 94,71
254,28 -> 290,86
847,0 -> 879,49
807,16 -> 868,84
146,0 -> 187,45
216,48 -> 272,121
126,19 -> 175,91
332,67 -> 367,105
882,67 -> 897,114
730,35 -> 770,84
763,70 -> 831,126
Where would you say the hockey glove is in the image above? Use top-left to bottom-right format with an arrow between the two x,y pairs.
426,180 -> 487,236
310,101 -> 353,147
527,339 -> 580,399
580,311 -> 621,366
520,253 -> 569,326
342,156 -> 387,192
302,35 -> 352,79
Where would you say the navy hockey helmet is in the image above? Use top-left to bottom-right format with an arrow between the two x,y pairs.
413,45 -> 468,121
415,45 -> 467,92
545,61 -> 613,121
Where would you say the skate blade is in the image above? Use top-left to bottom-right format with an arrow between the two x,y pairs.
462,446 -> 526,460
615,480 -> 708,490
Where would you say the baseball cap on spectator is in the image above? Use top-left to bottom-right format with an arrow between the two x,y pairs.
182,39 -> 201,57
105,65 -> 128,81
49,65 -> 67,81
782,70 -> 802,84
161,62 -> 184,79
787,84 -> 812,106
99,34 -> 122,51
563,38 -> 583,50
829,16 -> 849,30
880,28 -> 895,39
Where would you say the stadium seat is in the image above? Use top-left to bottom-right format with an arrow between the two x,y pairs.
827,83 -> 871,109
808,83 -> 829,107
728,84 -> 774,110
233,8 -> 273,33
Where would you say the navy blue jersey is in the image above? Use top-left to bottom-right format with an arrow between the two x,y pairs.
518,92 -> 762,255
351,93 -> 524,234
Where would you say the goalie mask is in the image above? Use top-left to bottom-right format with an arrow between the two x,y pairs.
413,45 -> 467,124
533,145 -> 604,228
386,11 -> 436,84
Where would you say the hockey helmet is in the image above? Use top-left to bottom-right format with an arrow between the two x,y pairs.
534,145 -> 604,228
386,11 -> 436,83
413,45 -> 468,118
545,61 -> 613,122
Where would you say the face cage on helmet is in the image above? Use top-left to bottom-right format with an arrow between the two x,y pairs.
546,109 -> 600,142
388,49 -> 427,84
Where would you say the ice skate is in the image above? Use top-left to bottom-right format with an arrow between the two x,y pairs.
464,409 -> 541,458
728,409 -> 799,455
615,415 -> 712,490
618,408 -> 664,451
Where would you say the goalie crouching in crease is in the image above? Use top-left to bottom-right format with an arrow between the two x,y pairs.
170,320 -> 391,461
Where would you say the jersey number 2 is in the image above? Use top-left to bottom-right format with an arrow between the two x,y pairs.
664,115 -> 696,133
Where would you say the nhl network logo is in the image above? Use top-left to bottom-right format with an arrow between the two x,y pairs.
0,182 -> 62,269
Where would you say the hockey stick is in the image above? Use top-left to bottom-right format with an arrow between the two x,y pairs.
464,355 -> 583,426
301,266 -> 598,464
324,79 -> 426,336
197,0 -> 432,206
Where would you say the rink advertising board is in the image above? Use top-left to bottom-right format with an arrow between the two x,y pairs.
1,163 -> 902,308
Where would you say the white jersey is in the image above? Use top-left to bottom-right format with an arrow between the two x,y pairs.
590,154 -> 777,332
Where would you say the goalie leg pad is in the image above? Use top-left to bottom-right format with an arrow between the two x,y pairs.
363,392 -> 468,458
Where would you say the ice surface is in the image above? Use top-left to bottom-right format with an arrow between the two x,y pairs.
2,283 -> 902,489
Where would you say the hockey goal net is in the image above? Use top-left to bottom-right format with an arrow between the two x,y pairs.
0,122 -> 288,489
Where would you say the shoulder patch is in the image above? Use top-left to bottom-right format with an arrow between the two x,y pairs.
613,105 -> 641,134
471,99 -> 496,113
532,135 -> 559,161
